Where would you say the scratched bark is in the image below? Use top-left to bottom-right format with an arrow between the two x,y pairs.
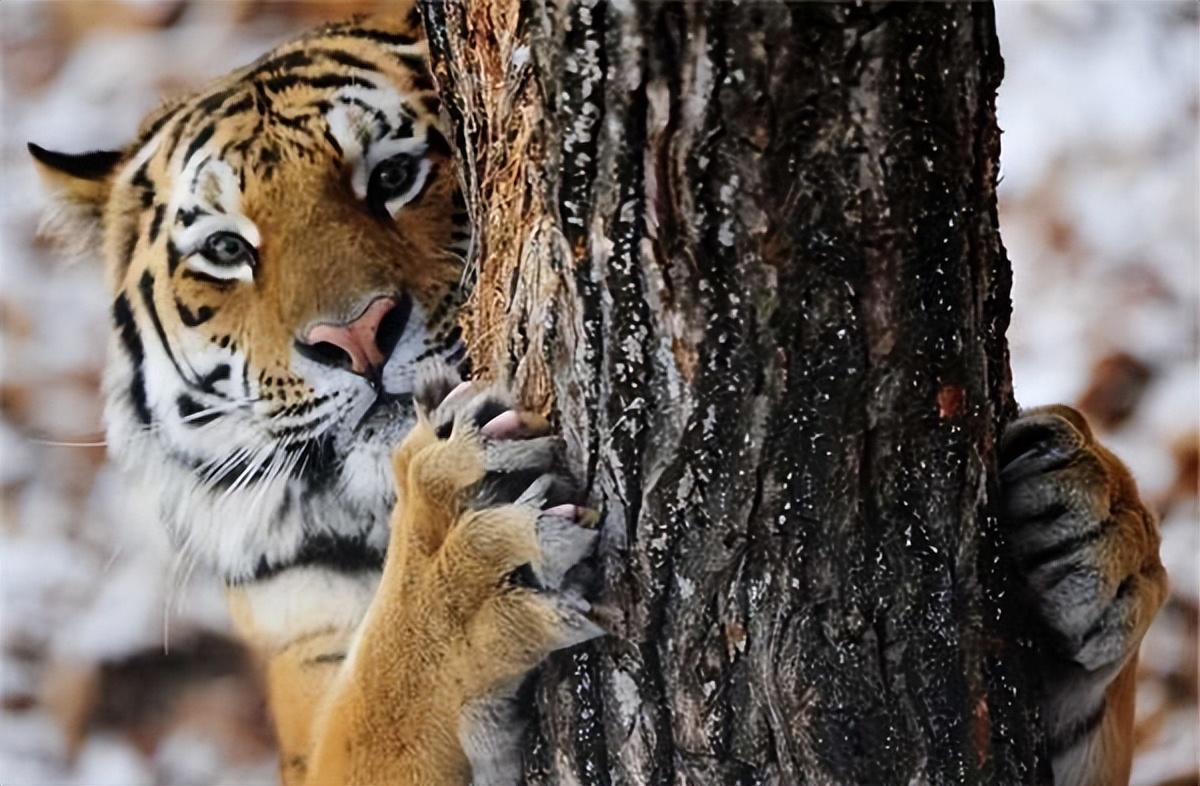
421,2 -> 1046,784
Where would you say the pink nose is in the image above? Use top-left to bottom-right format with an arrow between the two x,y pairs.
302,297 -> 397,376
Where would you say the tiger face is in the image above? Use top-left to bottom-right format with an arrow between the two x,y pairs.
31,18 -> 468,583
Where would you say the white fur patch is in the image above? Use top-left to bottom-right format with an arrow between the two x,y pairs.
235,566 -> 379,651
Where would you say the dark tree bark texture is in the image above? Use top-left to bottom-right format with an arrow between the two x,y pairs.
421,2 -> 1046,784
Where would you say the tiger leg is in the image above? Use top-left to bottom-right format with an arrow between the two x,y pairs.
262,629 -> 354,786
304,371 -> 600,786
226,571 -> 377,786
1001,405 -> 1167,786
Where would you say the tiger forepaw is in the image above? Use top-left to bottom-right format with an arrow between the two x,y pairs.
391,365 -> 602,694
1000,405 -> 1166,675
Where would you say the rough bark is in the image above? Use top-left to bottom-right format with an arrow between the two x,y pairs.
421,2 -> 1045,784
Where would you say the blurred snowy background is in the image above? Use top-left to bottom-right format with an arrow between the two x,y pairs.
0,2 -> 1196,784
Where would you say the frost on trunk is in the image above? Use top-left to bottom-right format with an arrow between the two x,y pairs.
421,1 -> 1046,783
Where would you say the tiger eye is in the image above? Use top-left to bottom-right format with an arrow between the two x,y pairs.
204,231 -> 256,267
366,153 -> 420,219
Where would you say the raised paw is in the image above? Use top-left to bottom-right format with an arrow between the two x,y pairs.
999,405 -> 1166,675
390,363 -> 603,692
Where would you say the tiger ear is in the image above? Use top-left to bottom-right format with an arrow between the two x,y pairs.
28,143 -> 122,206
28,143 -> 124,259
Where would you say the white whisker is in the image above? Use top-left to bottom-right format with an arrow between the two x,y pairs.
247,442 -> 294,516
179,400 -> 249,424
162,549 -> 190,654
29,434 -> 108,447
220,439 -> 278,499
102,544 -> 124,574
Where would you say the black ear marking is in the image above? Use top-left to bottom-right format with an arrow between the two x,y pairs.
28,143 -> 123,181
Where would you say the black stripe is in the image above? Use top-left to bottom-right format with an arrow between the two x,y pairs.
337,29 -> 419,48
318,49 -> 379,73
166,240 -> 184,276
163,114 -> 191,165
291,437 -> 339,487
198,364 -> 230,394
308,73 -> 378,92
138,270 -> 189,383
194,87 -> 238,116
335,95 -> 389,126
177,393 -> 219,427
175,297 -> 215,327
118,228 -> 138,272
1049,698 -> 1107,755
112,294 -> 143,365
270,415 -> 339,440
407,69 -> 434,91
176,206 -> 208,228
273,112 -> 311,131
112,294 -> 152,426
246,49 -> 314,80
182,269 -> 236,289
263,73 -> 375,94
252,145 -> 279,180
1012,501 -> 1070,533
322,126 -> 343,158
147,204 -> 166,243
189,156 -> 211,190
384,116 -> 414,141
135,108 -> 178,149
130,160 -> 155,208
183,124 -> 215,165
335,34 -> 423,70
219,137 -> 240,160
245,531 -> 384,584
221,95 -> 255,118
1017,526 -> 1104,574
418,94 -> 440,117
168,240 -> 186,277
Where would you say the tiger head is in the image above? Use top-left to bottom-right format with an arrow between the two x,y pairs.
30,17 -> 468,583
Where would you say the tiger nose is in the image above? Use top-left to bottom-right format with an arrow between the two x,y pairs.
298,296 -> 408,376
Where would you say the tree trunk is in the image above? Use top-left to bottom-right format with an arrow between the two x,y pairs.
420,2 -> 1047,783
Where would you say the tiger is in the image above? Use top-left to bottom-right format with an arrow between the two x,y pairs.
29,8 -> 1165,786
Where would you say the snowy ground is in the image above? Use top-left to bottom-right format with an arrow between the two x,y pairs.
1,2 -> 1196,784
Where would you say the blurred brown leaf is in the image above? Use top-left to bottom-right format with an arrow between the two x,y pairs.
1076,350 -> 1154,431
